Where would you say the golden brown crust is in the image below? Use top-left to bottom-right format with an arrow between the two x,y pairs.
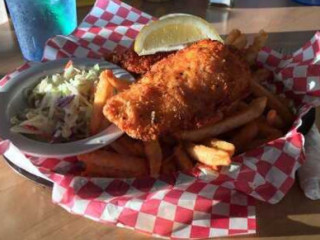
104,40 -> 252,141
106,47 -> 174,75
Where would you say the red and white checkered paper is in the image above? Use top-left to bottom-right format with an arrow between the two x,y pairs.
1,0 -> 320,238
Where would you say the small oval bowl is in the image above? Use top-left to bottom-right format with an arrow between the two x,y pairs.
0,58 -> 134,158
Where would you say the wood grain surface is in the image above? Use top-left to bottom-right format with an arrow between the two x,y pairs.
1,0 -> 320,239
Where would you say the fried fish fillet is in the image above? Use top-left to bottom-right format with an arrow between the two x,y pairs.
106,47 -> 174,75
104,39 -> 252,141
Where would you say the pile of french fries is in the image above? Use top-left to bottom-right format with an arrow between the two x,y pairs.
78,29 -> 295,178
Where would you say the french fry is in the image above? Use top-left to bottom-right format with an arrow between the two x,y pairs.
224,101 -> 240,116
186,143 -> 231,168
104,69 -> 131,92
245,30 -> 268,65
242,116 -> 283,152
231,121 -> 259,153
90,71 -> 114,135
253,68 -> 271,83
246,138 -> 270,152
224,101 -> 249,118
173,145 -> 194,171
161,156 -> 177,175
279,95 -> 292,109
251,80 -> 294,125
178,97 -> 267,141
144,140 -> 162,176
98,119 -> 111,131
204,139 -> 235,157
256,119 -> 283,138
116,135 -> 145,157
225,29 -> 242,45
247,131 -> 283,151
78,150 -> 148,178
101,144 -> 114,152
254,30 -> 268,50
161,135 -> 178,146
237,101 -> 249,111
110,140 -> 132,156
111,135 -> 145,157
266,109 -> 285,129
224,101 -> 248,117
232,34 -> 248,50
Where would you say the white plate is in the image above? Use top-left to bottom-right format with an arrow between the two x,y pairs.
0,58 -> 134,157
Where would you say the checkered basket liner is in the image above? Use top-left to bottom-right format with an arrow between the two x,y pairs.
1,0 -> 320,238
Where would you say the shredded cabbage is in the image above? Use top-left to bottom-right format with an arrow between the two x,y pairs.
10,62 -> 101,143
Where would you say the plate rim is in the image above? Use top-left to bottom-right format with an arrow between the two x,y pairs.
3,155 -> 53,187
0,58 -> 134,157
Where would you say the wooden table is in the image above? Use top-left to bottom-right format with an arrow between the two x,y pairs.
1,1 -> 320,239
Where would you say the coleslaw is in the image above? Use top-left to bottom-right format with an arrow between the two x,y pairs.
10,61 -> 102,143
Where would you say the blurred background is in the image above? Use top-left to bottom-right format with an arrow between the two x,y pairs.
1,0 -> 320,72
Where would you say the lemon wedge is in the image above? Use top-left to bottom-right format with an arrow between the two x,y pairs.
134,13 -> 223,56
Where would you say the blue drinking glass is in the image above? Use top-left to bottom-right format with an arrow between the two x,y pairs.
5,0 -> 77,61
293,0 -> 320,5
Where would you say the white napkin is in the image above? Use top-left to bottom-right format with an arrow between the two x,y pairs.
0,0 -> 8,24
209,0 -> 233,7
298,124 -> 320,200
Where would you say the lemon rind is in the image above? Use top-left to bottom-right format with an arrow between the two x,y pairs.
134,14 -> 223,56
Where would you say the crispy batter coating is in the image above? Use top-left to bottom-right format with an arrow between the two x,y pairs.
104,40 -> 252,141
106,47 -> 173,75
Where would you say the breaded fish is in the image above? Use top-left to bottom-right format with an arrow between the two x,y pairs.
104,40 -> 251,141
107,47 -> 173,75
